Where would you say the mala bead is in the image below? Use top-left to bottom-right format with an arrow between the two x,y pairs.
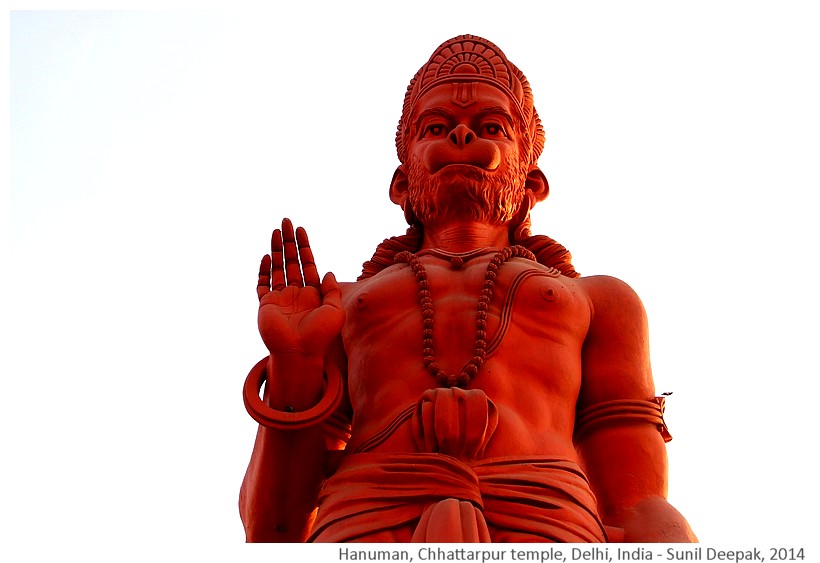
395,246 -> 534,388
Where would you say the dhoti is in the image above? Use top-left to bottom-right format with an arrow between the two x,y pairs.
309,452 -> 607,542
310,387 -> 607,542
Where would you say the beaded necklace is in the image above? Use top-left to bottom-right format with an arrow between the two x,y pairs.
394,245 -> 536,388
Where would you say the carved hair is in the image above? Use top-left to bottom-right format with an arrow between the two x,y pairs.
358,225 -> 579,280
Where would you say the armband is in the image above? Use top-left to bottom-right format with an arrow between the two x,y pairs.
574,397 -> 672,443
243,357 -> 344,430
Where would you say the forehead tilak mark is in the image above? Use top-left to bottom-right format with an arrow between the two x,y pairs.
451,82 -> 478,107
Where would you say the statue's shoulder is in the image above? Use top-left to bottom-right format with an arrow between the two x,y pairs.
574,273 -> 635,290
338,263 -> 410,300
574,274 -> 647,320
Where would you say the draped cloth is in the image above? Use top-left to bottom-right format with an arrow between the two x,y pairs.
309,386 -> 605,542
308,453 -> 607,542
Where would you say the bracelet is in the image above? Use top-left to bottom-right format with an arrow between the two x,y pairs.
243,357 -> 344,430
574,397 -> 672,443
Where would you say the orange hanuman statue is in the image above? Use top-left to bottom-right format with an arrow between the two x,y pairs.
239,35 -> 697,543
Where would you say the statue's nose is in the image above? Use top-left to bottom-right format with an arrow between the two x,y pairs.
448,124 -> 476,147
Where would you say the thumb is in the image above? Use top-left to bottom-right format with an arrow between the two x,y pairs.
320,272 -> 342,312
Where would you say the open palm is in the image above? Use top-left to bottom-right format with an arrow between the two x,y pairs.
257,219 -> 344,358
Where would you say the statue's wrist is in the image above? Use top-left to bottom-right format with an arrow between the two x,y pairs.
243,357 -> 343,431
267,348 -> 324,367
265,353 -> 325,410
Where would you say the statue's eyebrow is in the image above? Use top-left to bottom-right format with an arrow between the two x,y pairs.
475,106 -> 515,125
416,107 -> 454,124
412,105 -> 515,138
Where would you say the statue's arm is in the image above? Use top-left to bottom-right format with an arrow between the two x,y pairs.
239,219 -> 349,542
239,341 -> 349,542
576,275 -> 697,543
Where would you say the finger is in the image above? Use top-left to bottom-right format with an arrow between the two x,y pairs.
271,229 -> 286,291
319,272 -> 343,312
257,254 -> 272,301
281,218 -> 304,287
296,227 -> 320,288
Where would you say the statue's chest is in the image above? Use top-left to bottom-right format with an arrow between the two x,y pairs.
342,255 -> 588,343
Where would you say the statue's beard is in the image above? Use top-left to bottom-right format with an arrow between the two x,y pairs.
407,156 -> 528,227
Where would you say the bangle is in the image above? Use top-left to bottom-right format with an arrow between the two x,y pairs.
243,357 -> 344,430
574,397 -> 672,443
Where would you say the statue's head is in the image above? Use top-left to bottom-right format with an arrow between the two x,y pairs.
390,35 -> 548,234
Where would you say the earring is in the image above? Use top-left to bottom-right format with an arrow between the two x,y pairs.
510,192 -> 535,242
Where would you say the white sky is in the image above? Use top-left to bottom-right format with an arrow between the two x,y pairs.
3,1 -> 820,560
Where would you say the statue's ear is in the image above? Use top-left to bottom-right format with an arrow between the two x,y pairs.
525,167 -> 549,203
389,166 -> 410,207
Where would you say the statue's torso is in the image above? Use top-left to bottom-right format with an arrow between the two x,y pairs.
338,250 -> 594,460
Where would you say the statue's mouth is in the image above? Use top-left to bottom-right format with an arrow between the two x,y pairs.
425,141 -> 501,174
433,163 -> 496,176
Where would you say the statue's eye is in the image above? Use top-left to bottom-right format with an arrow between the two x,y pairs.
426,124 -> 445,137
483,123 -> 504,136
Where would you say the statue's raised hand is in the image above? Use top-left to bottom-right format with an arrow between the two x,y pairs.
257,219 -> 344,360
